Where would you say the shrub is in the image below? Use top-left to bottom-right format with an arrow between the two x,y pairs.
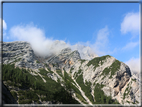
19,99 -> 32,104
36,60 -> 40,63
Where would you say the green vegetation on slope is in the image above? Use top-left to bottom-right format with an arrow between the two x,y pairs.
74,69 -> 82,80
76,73 -> 94,103
80,59 -> 86,64
70,67 -> 74,73
87,55 -> 111,70
131,78 -> 136,82
94,83 -> 119,104
101,60 -> 121,78
2,64 -> 79,104
56,69 -> 63,77
123,82 -> 131,100
13,58 -> 21,63
109,60 -> 121,78
62,70 -> 87,104
18,90 -> 39,104
38,68 -> 47,76
36,60 -> 40,63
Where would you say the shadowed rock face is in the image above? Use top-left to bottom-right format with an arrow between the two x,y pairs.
114,63 -> 131,95
2,82 -> 17,104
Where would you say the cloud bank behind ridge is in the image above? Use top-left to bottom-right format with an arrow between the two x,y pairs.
9,23 -> 98,60
8,22 -> 140,73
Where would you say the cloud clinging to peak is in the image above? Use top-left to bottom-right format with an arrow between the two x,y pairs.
8,22 -> 124,60
10,23 -> 70,56
9,23 -> 98,59
120,12 -> 139,36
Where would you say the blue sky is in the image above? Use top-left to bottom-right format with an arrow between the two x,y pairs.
2,3 -> 140,73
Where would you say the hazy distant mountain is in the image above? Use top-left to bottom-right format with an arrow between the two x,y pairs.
2,41 -> 140,105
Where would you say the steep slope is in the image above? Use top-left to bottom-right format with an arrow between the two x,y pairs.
2,64 -> 79,104
2,82 -> 17,104
2,41 -> 140,105
70,55 -> 140,105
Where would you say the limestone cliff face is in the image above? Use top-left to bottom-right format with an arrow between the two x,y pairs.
3,41 -> 44,69
68,55 -> 140,105
2,41 -> 140,105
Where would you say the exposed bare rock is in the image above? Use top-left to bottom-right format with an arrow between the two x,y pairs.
2,41 -> 140,105
2,41 -> 44,69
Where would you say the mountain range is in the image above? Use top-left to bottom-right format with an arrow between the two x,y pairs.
2,41 -> 141,106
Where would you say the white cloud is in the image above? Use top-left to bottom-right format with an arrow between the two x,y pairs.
71,26 -> 110,57
3,20 -> 7,30
74,26 -> 112,57
9,23 -> 113,60
9,23 -> 98,59
71,43 -> 98,60
122,41 -> 139,51
0,19 -> 7,41
120,12 -> 139,35
10,23 -> 70,56
0,18 -> 7,30
92,26 -> 109,55
125,57 -> 140,74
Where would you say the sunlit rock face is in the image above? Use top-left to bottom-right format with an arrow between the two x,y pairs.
2,41 -> 140,105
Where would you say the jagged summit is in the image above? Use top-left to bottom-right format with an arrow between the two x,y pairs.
71,44 -> 98,60
2,41 -> 140,105
60,47 -> 72,55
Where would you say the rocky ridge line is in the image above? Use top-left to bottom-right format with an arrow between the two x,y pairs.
2,41 -> 141,105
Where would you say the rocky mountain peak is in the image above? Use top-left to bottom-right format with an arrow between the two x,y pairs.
60,47 -> 72,55
71,44 -> 98,60
2,41 -> 140,105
